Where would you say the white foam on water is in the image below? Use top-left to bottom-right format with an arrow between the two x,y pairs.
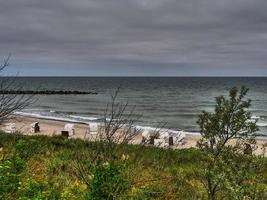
69,115 -> 99,121
257,122 -> 267,127
251,115 -> 261,119
247,116 -> 267,127
15,111 -> 83,124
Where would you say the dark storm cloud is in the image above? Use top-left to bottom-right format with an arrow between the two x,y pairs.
0,0 -> 267,76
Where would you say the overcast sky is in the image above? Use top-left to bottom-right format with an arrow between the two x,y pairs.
1,0 -> 267,76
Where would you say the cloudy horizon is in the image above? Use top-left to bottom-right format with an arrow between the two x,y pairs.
1,0 -> 267,76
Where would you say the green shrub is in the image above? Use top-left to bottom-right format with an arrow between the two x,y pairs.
85,160 -> 130,200
0,136 -> 46,199
14,139 -> 45,159
131,185 -> 162,200
18,180 -> 47,200
0,157 -> 24,198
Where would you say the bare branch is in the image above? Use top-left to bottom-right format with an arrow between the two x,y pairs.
0,56 -> 35,125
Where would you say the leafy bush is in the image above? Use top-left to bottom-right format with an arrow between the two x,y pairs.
0,135 -> 46,199
85,160 -> 130,200
18,180 -> 48,200
0,158 -> 24,198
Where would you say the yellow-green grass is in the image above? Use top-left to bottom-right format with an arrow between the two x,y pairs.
0,132 -> 266,200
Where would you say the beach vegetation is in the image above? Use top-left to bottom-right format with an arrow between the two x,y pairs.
197,86 -> 258,155
197,86 -> 265,200
0,132 -> 266,199
76,87 -> 141,199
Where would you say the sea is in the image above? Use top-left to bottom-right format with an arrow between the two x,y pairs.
11,77 -> 267,136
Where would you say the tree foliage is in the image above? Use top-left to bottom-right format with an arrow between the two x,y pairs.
197,86 -> 258,155
196,86 -> 267,200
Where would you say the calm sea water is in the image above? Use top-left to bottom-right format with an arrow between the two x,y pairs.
13,77 -> 267,135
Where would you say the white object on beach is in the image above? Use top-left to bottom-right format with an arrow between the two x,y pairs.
154,138 -> 168,148
159,131 -> 169,140
88,122 -> 99,135
63,123 -> 75,136
170,131 -> 186,145
141,130 -> 150,143
141,130 -> 150,139
143,130 -> 160,138
141,129 -> 158,143
4,123 -> 16,133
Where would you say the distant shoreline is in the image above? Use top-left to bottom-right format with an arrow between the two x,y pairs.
13,112 -> 267,140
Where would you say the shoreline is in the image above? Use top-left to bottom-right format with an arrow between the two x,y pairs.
14,112 -> 267,140
1,115 -> 266,155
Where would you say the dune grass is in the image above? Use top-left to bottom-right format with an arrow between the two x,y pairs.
0,132 -> 266,199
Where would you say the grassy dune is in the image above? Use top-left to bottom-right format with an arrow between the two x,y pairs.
0,132 -> 267,199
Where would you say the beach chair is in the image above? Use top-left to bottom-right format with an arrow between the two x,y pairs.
62,123 -> 75,137
171,131 -> 186,146
159,131 -> 169,139
88,122 -> 98,135
169,136 -> 174,146
141,130 -> 150,143
142,130 -> 158,144
154,138 -> 168,148
30,122 -> 40,133
243,143 -> 253,155
4,123 -> 16,133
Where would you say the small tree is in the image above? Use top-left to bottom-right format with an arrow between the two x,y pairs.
197,86 -> 258,156
97,87 -> 142,157
196,86 -> 261,200
0,56 -> 33,124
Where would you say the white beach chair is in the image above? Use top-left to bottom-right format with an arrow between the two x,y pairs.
88,122 -> 99,135
141,130 -> 150,143
154,138 -> 168,148
159,131 -> 169,140
171,131 -> 186,145
4,123 -> 16,133
142,130 -> 158,144
62,123 -> 75,137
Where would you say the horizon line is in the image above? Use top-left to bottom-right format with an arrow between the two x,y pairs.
4,75 -> 267,78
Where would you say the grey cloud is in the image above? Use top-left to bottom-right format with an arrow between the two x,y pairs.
0,0 -> 266,75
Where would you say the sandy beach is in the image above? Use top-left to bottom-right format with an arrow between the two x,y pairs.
1,115 -> 143,143
1,115 -> 266,155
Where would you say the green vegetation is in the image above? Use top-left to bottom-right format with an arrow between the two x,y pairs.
0,132 -> 266,200
197,86 -> 262,200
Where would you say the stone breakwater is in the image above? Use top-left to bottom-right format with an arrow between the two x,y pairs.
0,90 -> 98,95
